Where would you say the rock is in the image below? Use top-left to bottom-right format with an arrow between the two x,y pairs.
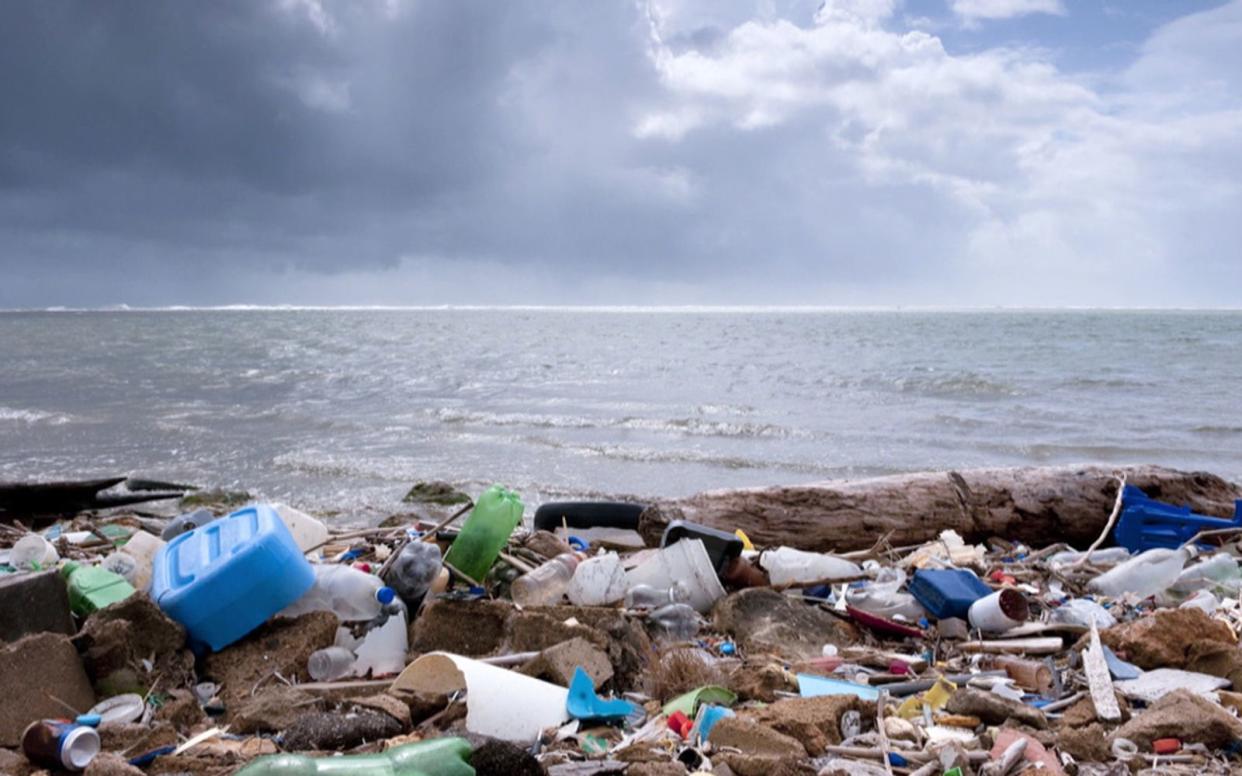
708,717 -> 808,759
98,721 -> 177,755
180,487 -> 251,510
743,695 -> 870,756
0,748 -> 32,776
1185,641 -> 1242,687
534,606 -> 652,690
204,611 -> 339,711
282,709 -> 405,751
84,752 -> 146,776
506,609 -> 608,654
1098,608 -> 1235,670
525,530 -> 574,560
0,570 -> 75,643
638,465 -> 1242,552
153,688 -> 207,732
729,659 -> 797,702
713,589 -> 858,660
1058,694 -> 1129,728
231,686 -> 325,734
0,632 -> 96,746
351,694 -> 413,728
715,753 -> 816,776
74,594 -> 194,695
521,637 -> 613,688
1056,722 -> 1113,763
410,598 -> 511,656
469,739 -> 546,776
944,688 -> 1047,729
403,481 -> 472,506
1112,688 -> 1242,749
626,764 -> 687,776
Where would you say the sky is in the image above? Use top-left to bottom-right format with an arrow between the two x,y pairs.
1,0 -> 1240,308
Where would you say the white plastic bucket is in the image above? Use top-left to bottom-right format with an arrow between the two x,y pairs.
624,539 -> 725,614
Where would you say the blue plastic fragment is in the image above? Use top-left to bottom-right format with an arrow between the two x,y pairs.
1101,644 -> 1142,680
567,667 -> 638,723
695,705 -> 735,743
797,674 -> 880,701
74,713 -> 102,728
908,568 -> 992,620
719,641 -> 736,656
567,536 -> 589,552
887,752 -> 908,767
129,746 -> 176,767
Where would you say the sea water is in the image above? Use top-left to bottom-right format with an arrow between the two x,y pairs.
1,308 -> 1239,520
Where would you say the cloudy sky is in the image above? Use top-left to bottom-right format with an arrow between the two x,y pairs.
1,0 -> 1239,307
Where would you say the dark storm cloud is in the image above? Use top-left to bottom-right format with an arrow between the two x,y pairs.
1,0 -> 1240,306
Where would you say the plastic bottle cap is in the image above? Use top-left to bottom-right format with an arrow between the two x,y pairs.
376,586 -> 396,605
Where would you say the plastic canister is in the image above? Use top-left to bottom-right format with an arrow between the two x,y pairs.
22,720 -> 100,771
443,485 -> 523,582
760,547 -> 862,587
907,568 -> 992,620
352,607 -> 408,678
61,562 -> 136,616
625,539 -> 726,613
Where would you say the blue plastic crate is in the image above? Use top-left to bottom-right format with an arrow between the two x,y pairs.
1114,485 -> 1242,552
908,568 -> 992,621
150,504 -> 315,651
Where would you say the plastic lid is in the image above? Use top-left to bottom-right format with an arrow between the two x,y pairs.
376,586 -> 396,605
60,725 -> 100,770
88,693 -> 146,726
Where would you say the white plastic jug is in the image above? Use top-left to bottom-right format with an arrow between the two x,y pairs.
1088,546 -> 1198,599
280,564 -> 394,621
118,531 -> 165,592
567,553 -> 628,606
760,547 -> 862,586
352,607 -> 408,678
273,503 -> 330,555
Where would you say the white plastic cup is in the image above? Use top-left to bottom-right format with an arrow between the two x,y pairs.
967,589 -> 1028,633
625,539 -> 725,614
11,534 -> 59,569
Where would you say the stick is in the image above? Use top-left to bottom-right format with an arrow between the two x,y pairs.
875,689 -> 895,776
1070,474 -> 1126,569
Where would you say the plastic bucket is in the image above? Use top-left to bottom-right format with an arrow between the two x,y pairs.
625,539 -> 725,614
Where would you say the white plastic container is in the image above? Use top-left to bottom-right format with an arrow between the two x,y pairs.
567,553 -> 628,606
967,589 -> 1028,633
1088,546 -> 1198,599
10,534 -> 59,570
352,608 -> 408,678
625,539 -> 725,614
760,547 -> 862,587
280,564 -> 395,621
273,503 -> 330,555
844,568 -> 926,622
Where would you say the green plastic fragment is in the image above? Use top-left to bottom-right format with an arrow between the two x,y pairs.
234,737 -> 474,775
662,685 -> 737,718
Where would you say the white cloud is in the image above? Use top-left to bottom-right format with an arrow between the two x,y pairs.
950,0 -> 1066,25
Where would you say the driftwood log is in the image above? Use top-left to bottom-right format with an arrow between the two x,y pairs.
638,465 -> 1242,552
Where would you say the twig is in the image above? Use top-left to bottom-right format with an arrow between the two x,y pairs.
875,689 -> 895,776
1071,474 -> 1126,569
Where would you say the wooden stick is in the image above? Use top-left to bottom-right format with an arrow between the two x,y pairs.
1071,474 -> 1125,569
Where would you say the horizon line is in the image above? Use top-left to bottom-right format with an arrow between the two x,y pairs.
2,304 -> 1242,314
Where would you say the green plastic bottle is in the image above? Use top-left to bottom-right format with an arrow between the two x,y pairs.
443,485 -> 523,583
234,737 -> 474,775
61,561 -> 136,616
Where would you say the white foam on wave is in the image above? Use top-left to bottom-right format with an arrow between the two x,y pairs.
0,406 -> 73,425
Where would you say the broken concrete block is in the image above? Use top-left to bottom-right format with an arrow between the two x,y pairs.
204,611 -> 338,711
0,570 -> 75,644
84,751 -> 146,776
708,716 -> 808,759
713,589 -> 858,660
1113,688 -> 1242,749
281,709 -> 404,751
0,632 -> 96,746
742,695 -> 870,756
520,636 -> 614,688
1097,607 -> 1235,670
231,686 -> 325,734
410,598 -> 511,656
74,593 -> 194,694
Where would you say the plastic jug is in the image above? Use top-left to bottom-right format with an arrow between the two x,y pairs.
161,508 -> 219,540
280,564 -> 396,621
443,485 -> 523,582
624,583 -> 689,610
352,606 -> 408,678
234,737 -> 474,776
511,552 -> 580,607
273,503 -> 330,554
567,552 -> 628,606
61,562 -> 136,616
308,647 -> 356,682
382,540 -> 443,606
106,531 -> 165,591
1088,546 -> 1198,599
760,547 -> 862,587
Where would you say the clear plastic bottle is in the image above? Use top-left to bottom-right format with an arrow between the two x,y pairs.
383,540 -> 443,606
760,547 -> 862,586
308,646 -> 356,681
647,603 -> 704,641
1088,546 -> 1198,599
510,553 -> 580,607
280,564 -> 396,621
624,583 -> 689,610
1171,553 -> 1240,594
234,737 -> 474,776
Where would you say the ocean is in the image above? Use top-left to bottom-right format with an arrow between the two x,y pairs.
1,308 -> 1239,522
